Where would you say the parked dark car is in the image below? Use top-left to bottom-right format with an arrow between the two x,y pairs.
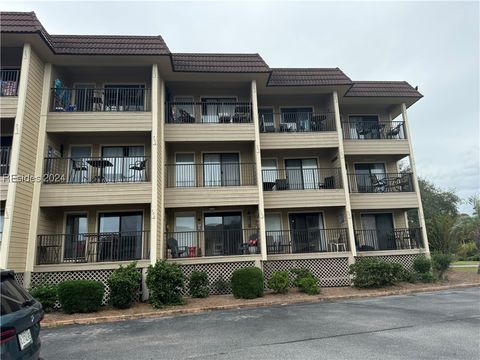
1,269 -> 43,360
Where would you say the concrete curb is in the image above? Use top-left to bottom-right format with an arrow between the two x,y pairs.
42,283 -> 479,329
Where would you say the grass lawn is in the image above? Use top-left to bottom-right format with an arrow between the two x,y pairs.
451,261 -> 480,266
450,266 -> 479,273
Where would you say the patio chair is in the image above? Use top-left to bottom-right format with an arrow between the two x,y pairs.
178,109 -> 195,123
166,237 -> 185,258
369,174 -> 387,192
386,123 -> 402,139
128,159 -> 148,181
275,178 -> 289,190
69,159 -> 88,183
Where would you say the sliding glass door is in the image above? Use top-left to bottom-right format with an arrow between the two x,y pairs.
102,146 -> 145,182
354,163 -> 386,192
64,214 -> 88,261
201,97 -> 236,123
289,213 -> 325,253
360,213 -> 394,250
98,212 -> 143,261
285,159 -> 319,190
204,212 -> 242,256
175,153 -> 196,187
203,153 -> 240,187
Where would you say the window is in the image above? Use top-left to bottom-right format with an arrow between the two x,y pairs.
104,84 -> 145,111
175,153 -> 195,187
259,108 -> 274,132
285,158 -> 319,190
261,159 -> 277,190
173,213 -> 197,250
101,146 -> 145,182
69,146 -> 91,183
201,97 -> 236,123
1,276 -> 32,315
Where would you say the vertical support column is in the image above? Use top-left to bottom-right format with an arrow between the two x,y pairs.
251,80 -> 267,261
332,91 -> 357,257
25,63 -> 52,279
158,80 -> 166,261
150,64 -> 159,264
0,44 -> 31,268
400,103 -> 430,257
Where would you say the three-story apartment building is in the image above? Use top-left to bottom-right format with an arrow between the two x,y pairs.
0,12 -> 429,295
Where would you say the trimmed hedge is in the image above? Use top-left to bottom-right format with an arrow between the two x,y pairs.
146,260 -> 185,307
29,284 -> 57,313
290,268 -> 319,295
189,271 -> 210,298
432,253 -> 453,280
413,257 -> 432,274
231,267 -> 264,299
57,280 -> 104,314
267,271 -> 289,294
349,258 -> 404,288
107,262 -> 141,309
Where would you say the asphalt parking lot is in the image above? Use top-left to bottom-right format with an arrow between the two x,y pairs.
41,287 -> 480,360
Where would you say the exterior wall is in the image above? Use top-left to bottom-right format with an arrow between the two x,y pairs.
343,139 -> 410,156
2,45 -> 45,271
0,97 -> 18,118
261,148 -> 338,169
260,132 -> 338,150
165,123 -> 255,142
349,192 -> 419,210
46,112 -> 152,133
165,187 -> 259,208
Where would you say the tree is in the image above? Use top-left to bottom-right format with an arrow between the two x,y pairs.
418,178 -> 460,221
427,214 -> 459,254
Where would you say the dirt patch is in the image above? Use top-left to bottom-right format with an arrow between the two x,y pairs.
42,270 -> 479,328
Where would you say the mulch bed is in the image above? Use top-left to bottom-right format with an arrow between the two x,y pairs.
42,270 -> 479,328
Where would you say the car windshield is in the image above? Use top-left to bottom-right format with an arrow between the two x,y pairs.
1,276 -> 32,315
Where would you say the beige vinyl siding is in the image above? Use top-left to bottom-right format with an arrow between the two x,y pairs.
346,160 -> 399,175
0,97 -> 18,118
349,192 -> 419,210
40,183 -> 152,207
260,132 -> 339,149
164,123 -> 255,142
165,186 -> 259,208
46,112 -> 152,132
343,139 -> 410,156
7,48 -> 45,271
0,178 -> 7,201
264,189 -> 346,209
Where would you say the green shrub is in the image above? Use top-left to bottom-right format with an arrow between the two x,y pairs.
267,271 -> 290,294
413,257 -> 432,274
189,271 -> 210,298
212,275 -> 231,294
29,284 -> 58,313
349,258 -> 404,288
57,280 -> 104,314
432,253 -> 453,280
107,262 -> 141,309
417,272 -> 435,283
297,276 -> 320,295
456,242 -> 479,261
146,260 -> 185,308
231,267 -> 264,299
290,268 -> 320,295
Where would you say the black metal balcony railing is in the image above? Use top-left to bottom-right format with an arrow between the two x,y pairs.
262,168 -> 342,191
0,146 -> 11,176
50,87 -> 152,112
0,69 -> 20,96
36,231 -> 150,265
342,121 -> 406,140
266,228 -> 349,254
355,228 -> 423,251
165,229 -> 259,258
44,156 -> 150,184
165,163 -> 256,188
348,172 -> 414,193
259,112 -> 336,133
165,101 -> 252,123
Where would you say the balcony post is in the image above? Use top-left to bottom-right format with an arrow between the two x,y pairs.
251,80 -> 267,261
332,91 -> 357,256
400,103 -> 430,256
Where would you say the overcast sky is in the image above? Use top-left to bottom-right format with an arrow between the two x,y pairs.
2,1 -> 479,213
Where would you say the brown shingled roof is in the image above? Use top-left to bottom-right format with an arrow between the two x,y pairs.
268,68 -> 352,86
345,81 -> 422,97
0,11 -> 170,56
171,53 -> 270,73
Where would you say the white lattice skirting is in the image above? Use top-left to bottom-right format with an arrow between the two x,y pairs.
355,253 -> 426,271
178,261 -> 256,295
263,258 -> 351,287
31,269 -> 143,306
14,272 -> 24,286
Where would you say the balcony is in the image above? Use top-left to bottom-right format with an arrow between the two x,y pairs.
355,227 -> 423,252
44,156 -> 150,184
0,70 -> 20,117
259,112 -> 338,149
47,87 -> 152,132
164,162 -> 258,208
0,69 -> 20,96
165,228 -> 259,258
40,156 -> 152,207
266,228 -> 349,255
36,231 -> 150,265
348,172 -> 418,210
262,168 -> 346,208
342,120 -> 410,156
1,146 -> 11,176
164,100 -> 254,142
